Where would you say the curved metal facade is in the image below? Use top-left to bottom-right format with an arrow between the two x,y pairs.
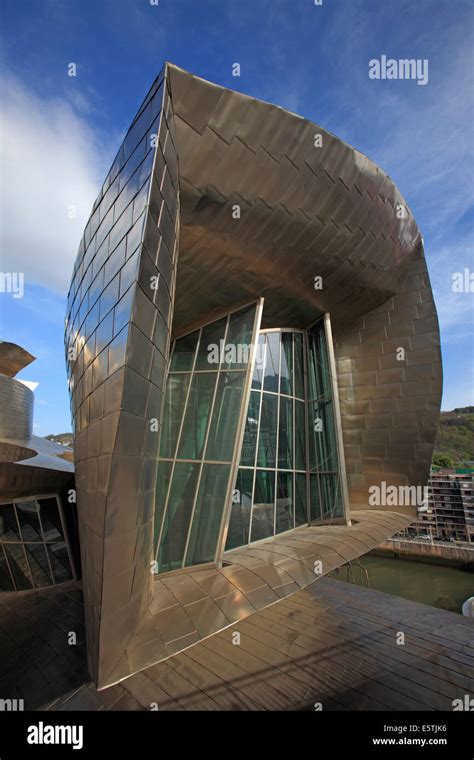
0,342 -> 74,501
65,63 -> 442,687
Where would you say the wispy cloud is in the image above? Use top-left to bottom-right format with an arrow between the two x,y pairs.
0,73 -> 113,292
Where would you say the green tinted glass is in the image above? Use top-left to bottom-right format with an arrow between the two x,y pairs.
276,471 -> 293,533
278,396 -> 293,469
320,473 -> 343,519
294,332 -> 304,399
158,462 -> 200,572
206,371 -> 246,462
295,400 -> 306,470
224,305 -> 255,370
263,332 -> 280,392
280,332 -> 293,395
251,470 -> 275,541
295,473 -> 307,526
226,468 -> 253,550
310,474 -> 321,522
252,333 -> 266,390
195,317 -> 227,370
185,464 -> 230,565
177,372 -> 216,460
159,374 -> 190,457
240,391 -> 260,466
154,460 -> 173,548
170,330 -> 199,371
257,393 -> 278,468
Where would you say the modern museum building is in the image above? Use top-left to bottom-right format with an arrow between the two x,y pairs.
61,63 -> 441,688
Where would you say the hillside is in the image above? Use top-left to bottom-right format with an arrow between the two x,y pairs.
433,406 -> 474,466
45,432 -> 73,447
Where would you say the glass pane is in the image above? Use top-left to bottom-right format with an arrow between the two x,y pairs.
307,333 -> 318,401
309,400 -> 337,472
239,391 -> 260,466
195,317 -> 227,370
294,332 -> 305,400
158,462 -> 200,573
170,330 -> 199,371
3,544 -> 32,589
251,470 -> 275,541
0,546 -> 14,591
308,322 -> 331,400
310,475 -> 321,522
223,305 -> 255,370
225,468 -> 253,550
257,393 -> 278,468
280,333 -> 293,396
252,333 -> 266,390
278,396 -> 293,469
321,473 -> 343,519
295,400 -> 306,470
38,498 -> 64,542
276,471 -> 293,533
159,374 -> 190,457
154,460 -> 173,550
295,473 -> 307,526
0,504 -> 21,541
177,373 -> 216,460
16,501 -> 42,541
263,332 -> 280,392
45,544 -> 73,584
206,371 -> 246,462
23,544 -> 52,588
185,464 -> 230,566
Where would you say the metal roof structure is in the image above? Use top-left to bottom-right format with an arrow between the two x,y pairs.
64,63 -> 442,688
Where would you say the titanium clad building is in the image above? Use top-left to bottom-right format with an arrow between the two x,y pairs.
64,63 -> 442,688
0,342 -> 78,592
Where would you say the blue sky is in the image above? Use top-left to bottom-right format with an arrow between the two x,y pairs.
1,0 -> 473,434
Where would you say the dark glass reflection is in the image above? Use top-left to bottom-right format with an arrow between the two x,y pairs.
226,469 -> 253,550
206,372 -> 246,462
257,393 -> 278,468
185,464 -> 230,565
170,330 -> 199,371
0,498 -> 75,590
195,318 -> 227,370
155,305 -> 258,571
240,391 -> 260,466
159,374 -> 190,457
276,472 -> 293,533
229,323 -> 345,549
263,332 -> 280,392
251,470 -> 275,541
158,462 -> 200,573
177,373 -> 216,460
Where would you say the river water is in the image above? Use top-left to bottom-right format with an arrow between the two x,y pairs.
328,553 -> 474,615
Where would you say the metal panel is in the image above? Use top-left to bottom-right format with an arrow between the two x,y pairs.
64,63 -> 442,689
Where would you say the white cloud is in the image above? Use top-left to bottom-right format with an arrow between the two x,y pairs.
0,74 -> 113,293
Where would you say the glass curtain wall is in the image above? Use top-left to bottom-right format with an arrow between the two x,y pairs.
307,320 -> 344,521
0,496 -> 75,591
226,329 -> 308,549
154,303 -> 258,573
226,319 -> 345,551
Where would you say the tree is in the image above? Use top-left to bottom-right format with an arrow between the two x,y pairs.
432,453 -> 455,468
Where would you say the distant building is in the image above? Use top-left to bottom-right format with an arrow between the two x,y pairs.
0,341 -> 79,591
399,470 -> 474,544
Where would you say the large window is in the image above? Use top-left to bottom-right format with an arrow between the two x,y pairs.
0,496 -> 76,591
307,320 -> 344,521
154,303 -> 259,573
225,320 -> 345,551
225,330 -> 307,549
